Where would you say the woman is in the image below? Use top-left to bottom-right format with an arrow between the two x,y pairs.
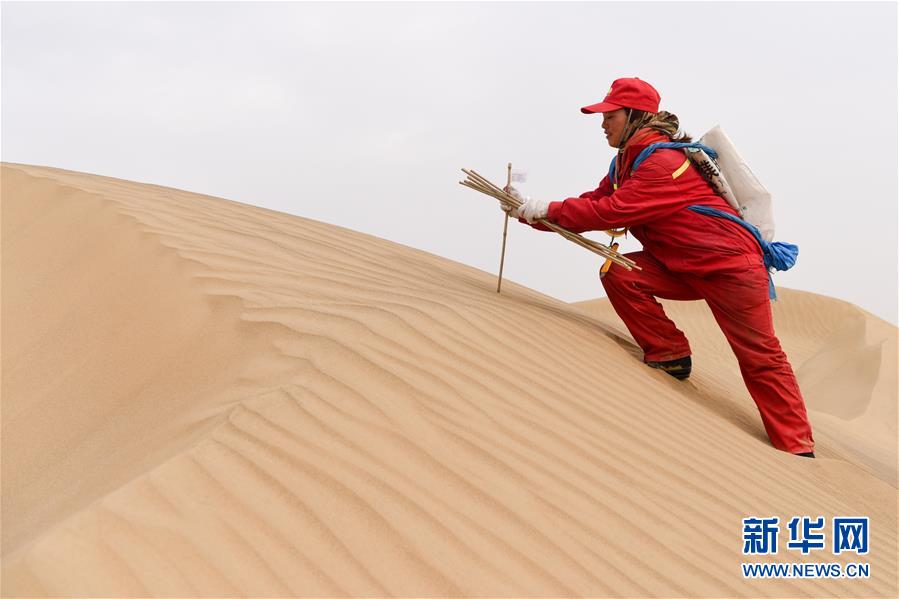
507,77 -> 815,457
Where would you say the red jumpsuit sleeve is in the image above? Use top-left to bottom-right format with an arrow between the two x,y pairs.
522,174 -> 614,231
544,156 -> 687,233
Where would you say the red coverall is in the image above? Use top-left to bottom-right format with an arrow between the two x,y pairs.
528,128 -> 815,454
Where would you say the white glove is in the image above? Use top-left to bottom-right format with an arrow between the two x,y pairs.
504,185 -> 524,200
501,185 -> 523,219
519,197 -> 549,223
501,202 -> 521,219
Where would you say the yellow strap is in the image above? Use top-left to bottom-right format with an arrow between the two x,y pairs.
672,159 -> 690,179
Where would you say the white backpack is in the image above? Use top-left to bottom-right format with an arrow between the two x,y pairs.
691,126 -> 776,242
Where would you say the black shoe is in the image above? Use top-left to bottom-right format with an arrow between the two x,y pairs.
796,451 -> 816,458
645,356 -> 692,380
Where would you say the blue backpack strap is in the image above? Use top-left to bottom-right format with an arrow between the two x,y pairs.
687,205 -> 799,300
632,142 -> 719,173
608,156 -> 617,187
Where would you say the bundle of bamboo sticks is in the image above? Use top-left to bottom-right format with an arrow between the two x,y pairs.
459,168 -> 639,271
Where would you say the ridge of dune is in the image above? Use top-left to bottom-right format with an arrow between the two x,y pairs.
2,163 -> 896,597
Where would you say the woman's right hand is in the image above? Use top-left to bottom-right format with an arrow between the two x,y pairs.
503,185 -> 523,200
501,185 -> 522,218
500,202 -> 520,219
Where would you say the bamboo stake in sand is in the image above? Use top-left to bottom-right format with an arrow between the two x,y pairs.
460,169 -> 639,270
496,163 -> 512,293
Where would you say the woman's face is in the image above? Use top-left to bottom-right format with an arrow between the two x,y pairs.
602,109 -> 628,148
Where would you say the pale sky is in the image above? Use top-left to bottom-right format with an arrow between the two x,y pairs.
3,1 -> 897,324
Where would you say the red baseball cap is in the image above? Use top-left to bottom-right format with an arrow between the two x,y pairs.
581,77 -> 661,114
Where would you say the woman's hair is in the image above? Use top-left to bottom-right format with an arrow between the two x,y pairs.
622,109 -> 693,144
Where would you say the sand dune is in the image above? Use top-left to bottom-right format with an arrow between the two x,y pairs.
2,163 -> 896,597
